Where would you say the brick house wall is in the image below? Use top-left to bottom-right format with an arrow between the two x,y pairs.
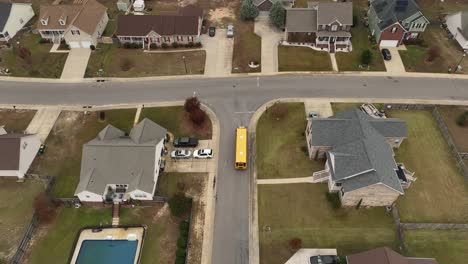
379,22 -> 406,45
340,183 -> 401,207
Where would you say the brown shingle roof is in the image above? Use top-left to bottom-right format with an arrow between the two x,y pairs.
37,0 -> 107,35
347,247 -> 438,264
116,15 -> 200,36
0,134 -> 25,170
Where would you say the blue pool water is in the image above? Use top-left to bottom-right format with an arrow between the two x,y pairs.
76,239 -> 138,264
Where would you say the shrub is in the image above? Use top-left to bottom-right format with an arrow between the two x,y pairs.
194,42 -> 202,48
90,45 -> 96,50
187,42 -> 194,48
99,111 -> 106,121
184,96 -> 201,113
325,192 -> 341,209
120,58 -> 134,71
269,0 -> 286,28
338,257 -> 348,264
177,235 -> 188,248
149,43 -> 158,49
162,43 -> 168,49
169,193 -> 192,217
34,193 -> 57,224
426,46 -> 441,62
180,220 -> 190,233
360,49 -> 372,65
456,111 -> 468,127
176,248 -> 187,258
289,238 -> 302,250
175,256 -> 186,264
240,0 -> 259,20
270,103 -> 289,120
172,42 -> 179,48
38,38 -> 50,44
18,46 -> 31,63
189,108 -> 207,126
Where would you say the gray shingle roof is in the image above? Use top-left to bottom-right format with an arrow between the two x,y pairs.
75,118 -> 167,197
286,8 -> 317,32
0,3 -> 12,32
309,1 -> 353,25
370,0 -> 424,30
311,108 -> 406,194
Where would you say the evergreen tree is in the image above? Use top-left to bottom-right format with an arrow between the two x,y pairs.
240,0 -> 259,20
269,0 -> 286,28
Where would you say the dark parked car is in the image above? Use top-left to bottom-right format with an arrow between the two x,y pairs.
310,255 -> 338,264
38,144 -> 46,155
173,137 -> 198,147
209,26 -> 216,37
381,48 -> 392,60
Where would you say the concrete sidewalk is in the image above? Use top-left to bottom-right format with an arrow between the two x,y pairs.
60,48 -> 91,80
25,107 -> 62,143
257,176 -> 315,184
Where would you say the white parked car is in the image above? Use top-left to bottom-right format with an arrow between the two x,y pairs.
171,149 -> 192,159
227,24 -> 234,38
193,149 -> 213,159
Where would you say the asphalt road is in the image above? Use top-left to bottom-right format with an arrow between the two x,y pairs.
1,75 -> 467,264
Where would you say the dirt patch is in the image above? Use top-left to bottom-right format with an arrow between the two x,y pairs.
208,6 -> 235,24
0,109 -> 37,133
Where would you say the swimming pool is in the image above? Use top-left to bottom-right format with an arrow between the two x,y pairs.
76,240 -> 138,264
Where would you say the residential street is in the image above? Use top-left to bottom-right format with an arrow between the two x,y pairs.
0,75 -> 467,264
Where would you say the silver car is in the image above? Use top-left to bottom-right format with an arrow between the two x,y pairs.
171,149 -> 192,159
227,24 -> 234,38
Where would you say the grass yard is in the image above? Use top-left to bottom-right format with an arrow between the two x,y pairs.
29,109 -> 136,197
258,184 -> 398,264
120,206 -> 179,264
331,102 -> 384,114
438,105 -> 468,152
256,103 -> 324,179
278,46 -> 333,72
405,229 -> 468,264
0,109 -> 36,133
389,110 -> 468,223
26,207 -> 112,264
0,180 -> 44,262
399,26 -> 468,74
232,20 -> 261,73
86,44 -> 206,77
139,106 -> 212,140
0,34 -> 66,78
418,0 -> 468,20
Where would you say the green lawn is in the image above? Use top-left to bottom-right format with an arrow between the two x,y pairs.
139,106 -> 212,140
120,207 -> 178,264
155,172 -> 206,198
256,103 -> 324,179
0,34 -> 67,78
278,46 -> 333,71
258,184 -> 398,264
232,20 -> 261,73
0,180 -> 44,262
0,109 -> 36,133
27,207 -> 111,264
405,229 -> 468,264
86,44 -> 206,77
29,109 -> 136,197
390,110 -> 468,223
335,25 -> 386,71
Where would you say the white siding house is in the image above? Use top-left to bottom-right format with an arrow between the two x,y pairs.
446,12 -> 468,51
0,2 -> 35,43
0,130 -> 41,179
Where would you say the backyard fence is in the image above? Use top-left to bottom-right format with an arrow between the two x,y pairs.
185,201 -> 195,264
384,104 -> 468,181
11,176 -> 55,264
400,223 -> 468,230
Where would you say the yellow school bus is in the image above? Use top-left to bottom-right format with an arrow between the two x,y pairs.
235,126 -> 247,170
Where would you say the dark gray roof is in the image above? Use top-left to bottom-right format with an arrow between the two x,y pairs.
309,1 -> 353,25
311,108 -> 406,194
370,0 -> 425,30
75,119 -> 167,196
0,3 -> 12,32
286,8 -> 317,32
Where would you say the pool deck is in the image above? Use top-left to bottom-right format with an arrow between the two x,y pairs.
70,227 -> 145,264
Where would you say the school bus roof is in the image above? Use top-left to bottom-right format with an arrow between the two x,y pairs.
236,127 -> 247,163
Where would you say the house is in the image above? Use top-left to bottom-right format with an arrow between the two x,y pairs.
0,126 -> 41,179
445,11 -> 468,51
253,0 -> 295,13
284,1 -> 353,53
74,118 -> 167,203
36,0 -> 108,48
0,1 -> 35,43
368,0 -> 429,47
116,6 -> 203,49
347,247 -> 438,264
306,108 -> 416,207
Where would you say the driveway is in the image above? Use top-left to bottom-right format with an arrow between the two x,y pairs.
165,140 -> 217,173
304,99 -> 334,118
382,47 -> 407,73
60,48 -> 91,80
254,17 -> 283,73
201,30 -> 234,77
25,107 -> 62,143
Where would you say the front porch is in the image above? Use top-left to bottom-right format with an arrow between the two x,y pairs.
396,163 -> 416,189
284,32 -> 352,53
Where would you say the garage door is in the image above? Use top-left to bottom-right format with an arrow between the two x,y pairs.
80,41 -> 92,48
68,41 -> 80,48
380,40 -> 399,47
